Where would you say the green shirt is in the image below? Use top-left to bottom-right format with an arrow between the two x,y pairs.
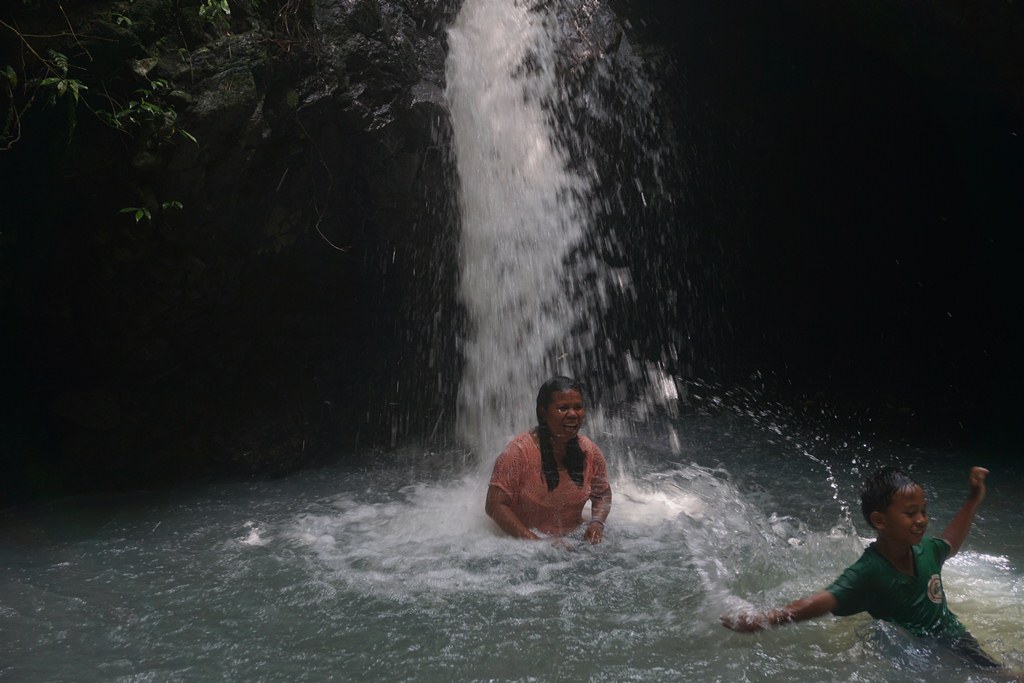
826,536 -> 965,638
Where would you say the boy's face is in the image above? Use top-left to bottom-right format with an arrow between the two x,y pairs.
871,484 -> 928,545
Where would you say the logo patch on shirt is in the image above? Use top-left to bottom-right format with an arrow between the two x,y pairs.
927,574 -> 944,604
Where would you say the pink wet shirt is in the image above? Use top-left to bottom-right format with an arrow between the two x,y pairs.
488,429 -> 611,535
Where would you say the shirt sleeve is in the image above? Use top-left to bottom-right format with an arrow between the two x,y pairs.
489,438 -> 526,498
826,554 -> 873,617
929,535 -> 952,567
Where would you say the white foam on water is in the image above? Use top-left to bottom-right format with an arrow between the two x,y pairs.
943,550 -> 1024,665
239,521 -> 269,546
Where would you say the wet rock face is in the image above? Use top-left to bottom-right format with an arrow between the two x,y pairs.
0,0 -> 464,501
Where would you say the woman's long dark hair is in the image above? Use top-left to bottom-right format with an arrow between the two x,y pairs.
536,376 -> 586,491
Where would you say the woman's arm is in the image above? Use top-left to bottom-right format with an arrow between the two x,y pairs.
940,466 -> 988,557
584,451 -> 612,543
720,591 -> 838,633
485,485 -> 540,540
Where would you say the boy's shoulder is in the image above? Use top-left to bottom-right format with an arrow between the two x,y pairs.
847,541 -> 887,573
918,535 -> 953,567
830,542 -> 886,588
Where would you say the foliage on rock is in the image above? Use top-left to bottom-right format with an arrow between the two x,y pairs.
0,0 -> 460,503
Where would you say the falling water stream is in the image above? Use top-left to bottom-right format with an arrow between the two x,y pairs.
446,0 -> 597,459
1,1 -> 1021,681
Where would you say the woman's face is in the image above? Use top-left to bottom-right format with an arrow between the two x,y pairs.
539,389 -> 585,440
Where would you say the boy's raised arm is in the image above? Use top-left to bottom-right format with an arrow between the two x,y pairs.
721,590 -> 838,632
940,466 -> 988,558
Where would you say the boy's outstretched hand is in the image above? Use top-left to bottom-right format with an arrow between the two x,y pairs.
720,611 -> 768,633
721,592 -> 838,633
968,466 -> 989,502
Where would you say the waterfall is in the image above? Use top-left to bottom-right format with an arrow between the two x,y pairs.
445,0 -> 597,460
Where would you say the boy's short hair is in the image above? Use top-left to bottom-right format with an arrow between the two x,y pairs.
860,466 -> 920,528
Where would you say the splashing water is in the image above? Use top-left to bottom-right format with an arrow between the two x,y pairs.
2,419 -> 1020,682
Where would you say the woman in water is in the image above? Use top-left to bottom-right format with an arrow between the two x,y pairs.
485,376 -> 612,543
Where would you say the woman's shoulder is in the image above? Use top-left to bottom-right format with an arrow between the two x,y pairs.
513,428 -> 539,443
504,430 -> 540,454
578,434 -> 605,458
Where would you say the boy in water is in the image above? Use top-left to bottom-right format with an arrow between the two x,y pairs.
722,466 -> 1020,679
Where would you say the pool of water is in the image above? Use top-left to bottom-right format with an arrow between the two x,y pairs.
2,413 -> 1021,682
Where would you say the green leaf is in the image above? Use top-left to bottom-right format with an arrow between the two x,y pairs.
119,207 -> 152,222
68,80 -> 86,103
3,65 -> 16,88
48,50 -> 69,73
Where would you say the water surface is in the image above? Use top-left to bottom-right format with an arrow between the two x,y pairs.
3,414 -> 1020,682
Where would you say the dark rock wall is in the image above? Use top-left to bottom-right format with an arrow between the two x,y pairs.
620,0 -> 1024,444
1,0 -> 461,502
2,0 -> 1022,502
